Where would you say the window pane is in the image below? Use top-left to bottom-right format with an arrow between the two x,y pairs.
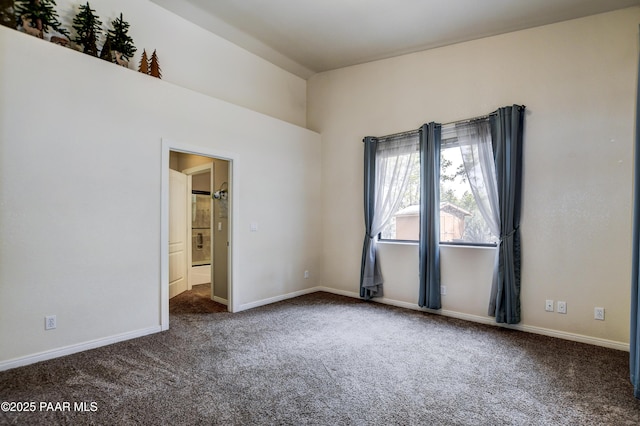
380,153 -> 420,240
441,145 -> 497,244
380,144 -> 497,244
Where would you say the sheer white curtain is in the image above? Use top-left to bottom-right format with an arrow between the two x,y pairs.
454,120 -> 500,240
454,119 -> 501,303
373,136 -> 419,237
361,133 -> 419,298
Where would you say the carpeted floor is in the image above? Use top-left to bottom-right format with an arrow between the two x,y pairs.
169,284 -> 227,314
1,290 -> 639,425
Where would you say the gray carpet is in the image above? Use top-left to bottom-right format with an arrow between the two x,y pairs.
1,290 -> 639,425
169,283 -> 227,314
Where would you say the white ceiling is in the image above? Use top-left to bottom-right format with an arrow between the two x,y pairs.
151,0 -> 639,79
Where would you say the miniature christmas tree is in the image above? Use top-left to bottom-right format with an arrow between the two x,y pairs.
0,0 -> 16,29
15,0 -> 69,39
149,49 -> 162,79
99,36 -> 112,62
107,13 -> 136,61
138,49 -> 149,74
72,2 -> 102,57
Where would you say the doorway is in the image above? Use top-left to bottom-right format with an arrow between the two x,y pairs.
171,153 -> 230,306
161,140 -> 235,330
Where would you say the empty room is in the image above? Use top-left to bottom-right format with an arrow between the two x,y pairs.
2,0 -> 640,424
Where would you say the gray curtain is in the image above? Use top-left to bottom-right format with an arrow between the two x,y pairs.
630,27 -> 640,399
361,136 -> 379,299
488,105 -> 525,324
418,123 -> 442,309
361,133 -> 419,299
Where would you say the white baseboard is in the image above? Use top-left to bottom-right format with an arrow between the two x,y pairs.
313,286 -> 630,352
509,323 -> 629,352
0,326 -> 161,372
213,296 -> 228,306
314,286 -> 360,299
237,287 -> 319,311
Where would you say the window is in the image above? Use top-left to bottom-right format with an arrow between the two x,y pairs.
379,150 -> 420,240
380,122 -> 498,245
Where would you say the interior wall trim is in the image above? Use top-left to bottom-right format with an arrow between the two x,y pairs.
0,326 -> 161,372
213,296 -> 229,306
237,287 -> 318,311
313,287 -> 630,352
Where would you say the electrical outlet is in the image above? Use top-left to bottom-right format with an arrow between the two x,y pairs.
45,315 -> 57,330
594,307 -> 605,321
545,300 -> 554,312
304,270 -> 309,279
440,286 -> 447,295
557,301 -> 567,314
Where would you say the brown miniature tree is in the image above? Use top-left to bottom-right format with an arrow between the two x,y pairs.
149,49 -> 161,79
99,36 -> 113,62
138,49 -> 149,74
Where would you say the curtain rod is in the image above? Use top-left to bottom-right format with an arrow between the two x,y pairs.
443,104 -> 525,126
367,129 -> 420,140
442,112 -> 494,126
363,105 -> 525,142
364,112 -> 496,143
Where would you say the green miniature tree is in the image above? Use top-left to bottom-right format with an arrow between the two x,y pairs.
15,0 -> 69,39
0,0 -> 16,29
107,13 -> 136,61
149,49 -> 161,79
72,2 -> 102,56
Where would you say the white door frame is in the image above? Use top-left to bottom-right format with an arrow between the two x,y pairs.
161,139 -> 238,331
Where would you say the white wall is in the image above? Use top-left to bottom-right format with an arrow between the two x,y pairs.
0,25 -> 321,366
2,1 -> 637,369
49,0 -> 307,127
308,7 -> 640,347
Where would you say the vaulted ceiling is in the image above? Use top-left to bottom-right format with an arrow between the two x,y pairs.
151,0 -> 639,78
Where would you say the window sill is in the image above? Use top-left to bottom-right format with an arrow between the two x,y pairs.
378,240 -> 497,250
377,239 -> 418,246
